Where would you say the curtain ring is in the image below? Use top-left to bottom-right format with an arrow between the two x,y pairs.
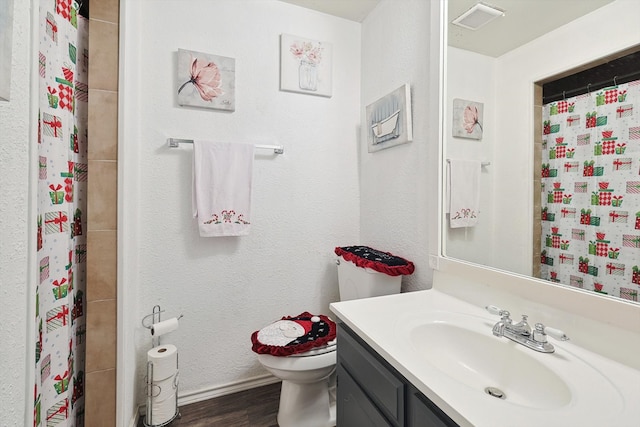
613,75 -> 618,86
562,91 -> 566,100
587,83 -> 591,94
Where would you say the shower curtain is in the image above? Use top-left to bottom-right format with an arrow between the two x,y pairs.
541,79 -> 640,302
34,1 -> 87,425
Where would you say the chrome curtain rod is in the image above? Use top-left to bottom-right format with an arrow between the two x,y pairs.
167,138 -> 284,155
543,70 -> 640,104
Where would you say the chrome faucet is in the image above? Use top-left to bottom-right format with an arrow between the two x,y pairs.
486,305 -> 569,353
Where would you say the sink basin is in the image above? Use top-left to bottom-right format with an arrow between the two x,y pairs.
332,289 -> 640,427
410,321 -> 571,409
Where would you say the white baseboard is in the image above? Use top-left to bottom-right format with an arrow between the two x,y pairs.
135,374 -> 280,420
178,374 -> 280,406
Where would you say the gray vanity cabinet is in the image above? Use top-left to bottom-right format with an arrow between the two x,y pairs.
336,364 -> 393,426
407,386 -> 459,427
337,323 -> 459,427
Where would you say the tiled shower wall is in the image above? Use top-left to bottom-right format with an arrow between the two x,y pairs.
85,0 -> 119,424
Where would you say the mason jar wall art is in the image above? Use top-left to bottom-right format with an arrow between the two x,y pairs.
298,59 -> 318,91
280,34 -> 332,97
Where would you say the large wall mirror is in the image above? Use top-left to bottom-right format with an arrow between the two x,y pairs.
443,0 -> 640,304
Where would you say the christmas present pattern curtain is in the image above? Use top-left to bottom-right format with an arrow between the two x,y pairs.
541,79 -> 640,302
35,1 -> 88,425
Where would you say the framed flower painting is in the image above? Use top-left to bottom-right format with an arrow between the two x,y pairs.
177,48 -> 235,111
280,34 -> 332,98
452,98 -> 483,140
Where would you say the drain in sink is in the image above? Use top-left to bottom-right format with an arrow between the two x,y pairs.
484,387 -> 506,399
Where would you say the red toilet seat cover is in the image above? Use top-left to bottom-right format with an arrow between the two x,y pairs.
335,246 -> 415,277
251,312 -> 336,356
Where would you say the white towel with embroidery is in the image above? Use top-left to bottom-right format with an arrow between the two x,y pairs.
192,141 -> 254,237
448,159 -> 480,228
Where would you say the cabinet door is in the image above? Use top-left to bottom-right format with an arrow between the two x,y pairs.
408,387 -> 459,427
338,325 -> 405,425
337,364 -> 393,427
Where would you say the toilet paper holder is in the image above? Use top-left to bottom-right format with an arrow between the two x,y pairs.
142,305 -> 183,345
142,305 -> 182,427
142,305 -> 184,328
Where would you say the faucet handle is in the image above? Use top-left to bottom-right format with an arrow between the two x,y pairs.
485,305 -> 505,316
533,323 -> 569,343
486,305 -> 511,319
544,326 -> 569,341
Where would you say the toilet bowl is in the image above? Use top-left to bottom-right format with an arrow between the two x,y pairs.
258,344 -> 337,427
252,246 -> 414,427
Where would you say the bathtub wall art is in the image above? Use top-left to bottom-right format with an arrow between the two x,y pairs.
366,84 -> 413,152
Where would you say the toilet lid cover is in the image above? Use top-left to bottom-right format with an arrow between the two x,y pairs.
335,246 -> 415,277
251,312 -> 336,356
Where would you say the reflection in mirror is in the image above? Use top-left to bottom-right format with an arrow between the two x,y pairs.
444,0 -> 640,304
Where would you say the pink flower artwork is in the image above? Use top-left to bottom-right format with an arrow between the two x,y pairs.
178,56 -> 222,101
177,49 -> 235,111
453,99 -> 484,140
290,41 -> 323,65
463,105 -> 483,134
280,34 -> 333,97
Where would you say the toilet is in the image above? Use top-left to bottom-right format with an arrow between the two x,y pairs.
251,246 -> 414,427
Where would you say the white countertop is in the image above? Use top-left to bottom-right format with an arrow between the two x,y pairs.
330,289 -> 640,427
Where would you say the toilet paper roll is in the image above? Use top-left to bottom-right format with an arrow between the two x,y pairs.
151,317 -> 179,337
147,344 -> 178,381
151,372 -> 179,402
150,391 -> 177,425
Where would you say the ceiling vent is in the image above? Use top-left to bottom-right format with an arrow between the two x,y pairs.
452,2 -> 505,30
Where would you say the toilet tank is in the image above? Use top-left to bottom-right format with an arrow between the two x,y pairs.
335,246 -> 415,301
336,257 -> 402,301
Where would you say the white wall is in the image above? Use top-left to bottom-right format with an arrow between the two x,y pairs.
0,1 -> 33,426
121,0 -> 362,412
445,47 -> 495,266
443,0 -> 640,275
360,0 -> 437,292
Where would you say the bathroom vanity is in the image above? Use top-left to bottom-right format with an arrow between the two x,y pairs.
330,286 -> 640,427
337,322 -> 457,427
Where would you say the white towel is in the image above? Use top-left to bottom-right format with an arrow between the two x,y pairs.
192,141 -> 254,237
448,159 -> 480,228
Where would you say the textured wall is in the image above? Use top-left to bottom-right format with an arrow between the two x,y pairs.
360,0 -> 435,292
0,1 -> 31,425
445,48 -> 496,266
124,0 -> 362,404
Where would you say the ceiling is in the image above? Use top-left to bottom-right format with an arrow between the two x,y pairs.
280,0 -> 615,58
448,0 -> 615,57
279,0 -> 381,22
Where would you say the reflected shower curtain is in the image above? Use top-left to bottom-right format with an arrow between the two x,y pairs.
541,79 -> 640,301
34,1 -> 87,425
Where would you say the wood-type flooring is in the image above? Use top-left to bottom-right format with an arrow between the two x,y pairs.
138,382 -> 281,427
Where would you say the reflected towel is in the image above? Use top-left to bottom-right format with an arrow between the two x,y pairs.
192,141 -> 254,236
448,159 -> 480,228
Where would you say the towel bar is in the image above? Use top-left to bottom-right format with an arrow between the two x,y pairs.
167,138 -> 284,155
446,159 -> 490,167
